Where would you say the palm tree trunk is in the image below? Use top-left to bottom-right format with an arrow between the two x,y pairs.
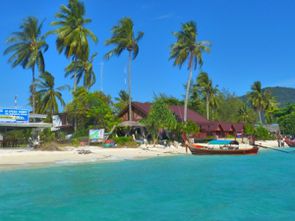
184,55 -> 194,122
73,73 -> 77,92
32,66 -> 36,113
206,93 -> 209,120
258,110 -> 263,124
128,51 -> 132,121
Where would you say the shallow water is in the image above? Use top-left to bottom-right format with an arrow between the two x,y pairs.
0,150 -> 295,221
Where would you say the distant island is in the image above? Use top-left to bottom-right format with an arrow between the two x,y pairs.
241,86 -> 295,107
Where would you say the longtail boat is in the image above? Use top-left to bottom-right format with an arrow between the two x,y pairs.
285,138 -> 295,147
182,135 -> 258,155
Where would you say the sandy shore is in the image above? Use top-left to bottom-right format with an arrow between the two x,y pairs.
0,145 -> 187,170
0,140 -> 285,171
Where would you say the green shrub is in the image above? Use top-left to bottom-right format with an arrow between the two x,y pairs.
254,126 -> 274,140
244,124 -> 255,135
40,128 -> 55,143
179,120 -> 200,136
71,138 -> 80,147
113,136 -> 138,147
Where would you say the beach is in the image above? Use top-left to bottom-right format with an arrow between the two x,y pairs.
0,145 -> 187,170
0,140 -> 283,170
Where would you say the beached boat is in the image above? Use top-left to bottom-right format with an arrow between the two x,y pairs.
285,138 -> 295,147
183,137 -> 258,155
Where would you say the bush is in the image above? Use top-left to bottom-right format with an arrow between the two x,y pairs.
113,136 -> 138,147
244,124 -> 255,135
40,128 -> 55,143
71,138 -> 80,147
254,126 -> 274,140
179,120 -> 200,136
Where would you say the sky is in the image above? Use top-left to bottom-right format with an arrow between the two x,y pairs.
1,0 -> 295,110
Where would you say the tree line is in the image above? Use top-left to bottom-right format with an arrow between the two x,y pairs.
3,0 -> 294,138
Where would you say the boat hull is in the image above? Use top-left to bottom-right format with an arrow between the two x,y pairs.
188,146 -> 259,155
285,138 -> 295,147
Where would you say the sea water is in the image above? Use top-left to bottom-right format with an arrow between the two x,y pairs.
0,150 -> 295,221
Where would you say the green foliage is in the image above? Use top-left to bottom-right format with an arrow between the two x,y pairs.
170,21 -> 210,122
196,72 -> 219,120
238,104 -> 257,124
244,124 -> 255,135
154,93 -> 183,106
254,125 -> 274,140
35,71 -> 68,115
66,87 -> 118,132
278,113 -> 295,135
65,53 -> 97,90
264,87 -> 295,107
104,17 -> 144,60
113,136 -> 137,147
142,99 -> 177,143
178,120 -> 200,136
4,16 -> 48,112
215,90 -> 255,123
40,128 -> 55,143
4,129 -> 32,142
114,90 -> 129,114
51,0 -> 97,60
247,81 -> 277,123
71,138 -> 80,147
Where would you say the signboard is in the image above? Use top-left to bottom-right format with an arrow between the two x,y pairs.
51,115 -> 62,131
89,129 -> 105,143
0,108 -> 29,123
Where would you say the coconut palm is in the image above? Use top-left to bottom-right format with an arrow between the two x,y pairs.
196,72 -> 217,120
248,81 -> 277,123
35,71 -> 69,117
4,16 -> 48,113
238,104 -> 252,123
51,0 -> 97,91
170,21 -> 210,122
114,90 -> 130,113
65,53 -> 97,90
104,17 -> 144,121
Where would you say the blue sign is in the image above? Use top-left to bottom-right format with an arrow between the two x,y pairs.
0,108 -> 29,123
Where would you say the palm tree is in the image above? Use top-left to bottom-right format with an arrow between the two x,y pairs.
65,53 -> 97,90
248,81 -> 277,123
104,17 -> 144,121
4,17 -> 48,113
196,72 -> 217,120
51,0 -> 97,91
35,71 -> 69,117
115,90 -> 130,113
170,21 -> 210,122
238,104 -> 251,123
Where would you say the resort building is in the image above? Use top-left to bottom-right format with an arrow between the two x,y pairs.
118,102 -> 244,138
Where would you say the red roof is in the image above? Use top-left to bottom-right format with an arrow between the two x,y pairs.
232,123 -> 244,132
218,122 -> 233,132
119,102 -> 244,133
131,102 -> 209,125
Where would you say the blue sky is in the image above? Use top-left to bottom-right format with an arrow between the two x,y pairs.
1,0 -> 295,110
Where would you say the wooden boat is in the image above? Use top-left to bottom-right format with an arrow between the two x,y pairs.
285,138 -> 295,147
182,135 -> 258,155
187,144 -> 259,155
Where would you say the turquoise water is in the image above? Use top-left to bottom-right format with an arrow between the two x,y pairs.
0,151 -> 295,221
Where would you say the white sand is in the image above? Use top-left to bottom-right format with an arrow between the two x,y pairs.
0,145 -> 187,170
0,140 -> 285,170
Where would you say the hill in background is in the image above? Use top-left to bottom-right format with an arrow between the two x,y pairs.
240,86 -> 295,107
